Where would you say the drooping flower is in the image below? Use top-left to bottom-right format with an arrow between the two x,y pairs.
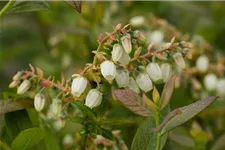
112,43 -> 124,62
127,77 -> 140,93
130,16 -> 145,27
173,52 -> 186,70
116,70 -> 129,88
71,74 -> 88,97
204,73 -> 218,91
34,93 -> 45,112
85,89 -> 103,109
146,62 -> 163,83
196,55 -> 209,73
118,50 -> 131,65
121,34 -> 132,54
17,80 -> 31,95
50,98 -> 62,116
136,73 -> 153,92
100,61 -> 117,81
160,63 -> 172,83
216,78 -> 225,97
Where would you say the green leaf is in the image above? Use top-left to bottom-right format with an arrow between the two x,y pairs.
4,110 -> 33,144
101,128 -> 114,140
69,116 -> 85,124
11,128 -> 45,150
8,1 -> 50,13
71,101 -> 97,121
131,117 -> 167,150
93,98 -> 109,118
157,96 -> 218,135
160,74 -> 177,110
211,134 -> 225,150
43,126 -> 60,150
113,89 -> 153,117
64,0 -> 82,13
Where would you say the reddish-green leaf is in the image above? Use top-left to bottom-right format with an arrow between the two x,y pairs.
113,89 -> 152,117
65,0 -> 82,13
154,96 -> 218,135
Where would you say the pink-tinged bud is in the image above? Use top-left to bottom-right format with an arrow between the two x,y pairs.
41,80 -> 53,88
121,34 -> 132,54
100,61 -> 117,81
17,80 -> 31,94
146,63 -> 163,83
13,71 -> 22,80
71,74 -> 88,97
58,117 -> 66,128
196,55 -> 209,73
160,63 -> 172,83
136,73 -> 153,92
133,30 -> 146,42
34,93 -> 45,112
112,43 -> 124,62
85,89 -> 103,109
9,80 -> 20,88
173,52 -> 186,70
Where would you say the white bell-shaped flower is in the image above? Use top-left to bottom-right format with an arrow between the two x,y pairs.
204,73 -> 218,91
196,55 -> 209,73
100,61 -> 117,81
118,50 -> 131,65
85,89 -> 103,109
121,34 -> 132,54
173,52 -> 186,70
161,63 -> 172,83
146,63 -> 163,83
71,74 -> 88,97
136,73 -> 153,92
50,98 -> 62,117
17,80 -> 31,95
112,43 -> 124,62
34,93 -> 45,112
150,30 -> 164,45
128,77 -> 140,93
116,70 -> 129,88
216,78 -> 225,97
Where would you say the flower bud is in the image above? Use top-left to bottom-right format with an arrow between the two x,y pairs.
63,134 -> 73,146
71,74 -> 88,97
17,80 -> 31,94
100,61 -> 117,81
146,63 -> 163,83
203,73 -> 218,91
160,63 -> 172,83
116,70 -> 129,88
51,98 -> 62,116
133,30 -> 146,42
58,117 -> 66,129
128,77 -> 140,93
118,50 -> 131,65
34,93 -> 45,112
130,16 -> 145,27
112,43 -> 124,62
196,55 -> 209,73
173,52 -> 186,70
9,80 -> 20,88
85,89 -> 103,109
13,71 -> 22,80
121,34 -> 132,54
136,73 -> 153,92
216,78 -> 225,97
